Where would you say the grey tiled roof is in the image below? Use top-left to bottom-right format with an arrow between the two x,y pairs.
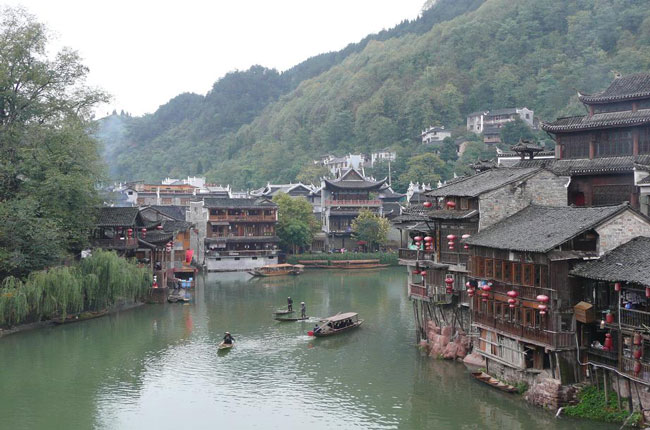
578,73 -> 650,104
149,205 -> 186,220
541,109 -> 650,132
203,197 -> 276,208
570,236 -> 650,285
515,155 -> 650,176
426,167 -> 540,197
465,204 -> 628,253
96,207 -> 140,227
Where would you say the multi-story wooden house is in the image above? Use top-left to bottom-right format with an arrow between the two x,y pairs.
464,204 -> 650,399
321,168 -> 386,250
539,73 -> 650,212
570,236 -> 650,388
191,197 -> 279,271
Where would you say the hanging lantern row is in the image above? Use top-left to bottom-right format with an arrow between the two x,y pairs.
633,331 -> 643,373
447,234 -> 456,251
127,228 -> 133,238
166,241 -> 173,252
445,276 -> 454,294
604,333 -> 614,350
141,228 -> 147,239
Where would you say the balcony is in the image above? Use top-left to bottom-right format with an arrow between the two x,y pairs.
325,199 -> 382,207
409,283 -> 429,301
398,248 -> 435,262
205,249 -> 277,258
586,346 -> 619,367
621,357 -> 650,381
209,215 -> 276,222
620,308 -> 650,329
473,311 -> 574,349
91,238 -> 138,249
490,283 -> 554,302
439,252 -> 469,266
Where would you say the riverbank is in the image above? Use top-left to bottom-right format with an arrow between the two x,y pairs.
286,251 -> 398,266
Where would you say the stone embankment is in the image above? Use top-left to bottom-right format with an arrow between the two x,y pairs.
420,320 -> 472,360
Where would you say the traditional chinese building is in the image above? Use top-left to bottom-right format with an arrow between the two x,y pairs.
539,73 -> 650,212
570,236 -> 650,399
321,168 -> 387,250
189,197 -> 279,271
464,204 -> 650,407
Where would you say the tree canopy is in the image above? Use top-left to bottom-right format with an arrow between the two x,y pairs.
0,7 -> 108,279
272,193 -> 319,253
351,210 -> 390,251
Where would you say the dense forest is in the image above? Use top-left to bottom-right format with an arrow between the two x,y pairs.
99,0 -> 650,190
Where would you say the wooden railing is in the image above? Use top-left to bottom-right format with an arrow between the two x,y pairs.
209,215 -> 276,222
409,283 -> 429,301
325,199 -> 382,206
473,311 -> 574,349
398,248 -> 435,261
91,238 -> 138,249
620,309 -> 650,329
439,252 -> 469,266
587,347 -> 619,367
490,283 -> 554,301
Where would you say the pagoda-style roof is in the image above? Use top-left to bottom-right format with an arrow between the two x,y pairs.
541,109 -> 650,133
515,155 -> 650,176
96,207 -> 140,227
570,236 -> 650,285
511,139 -> 543,153
426,167 -> 540,198
145,205 -> 186,220
470,159 -> 497,172
465,204 -> 630,253
323,168 -> 387,190
577,73 -> 650,104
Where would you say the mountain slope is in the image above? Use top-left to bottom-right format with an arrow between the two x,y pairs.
100,0 -> 650,188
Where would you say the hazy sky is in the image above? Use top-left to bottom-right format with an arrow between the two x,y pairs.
7,0 -> 424,117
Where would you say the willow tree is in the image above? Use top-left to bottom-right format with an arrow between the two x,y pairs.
0,7 -> 108,279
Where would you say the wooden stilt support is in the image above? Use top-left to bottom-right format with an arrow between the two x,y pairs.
604,369 -> 609,404
616,374 -> 622,411
626,378 -> 634,412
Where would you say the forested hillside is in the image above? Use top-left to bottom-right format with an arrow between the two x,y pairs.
99,0 -> 650,189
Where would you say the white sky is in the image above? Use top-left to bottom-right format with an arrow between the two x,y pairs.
6,0 -> 424,117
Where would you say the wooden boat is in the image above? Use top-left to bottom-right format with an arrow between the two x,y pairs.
167,290 -> 190,303
248,264 -> 304,277
298,259 -> 389,269
470,372 -> 519,393
217,341 -> 234,352
311,312 -> 363,337
273,309 -> 294,315
52,309 -> 109,325
274,315 -> 309,322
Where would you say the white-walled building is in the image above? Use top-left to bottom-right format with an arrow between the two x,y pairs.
421,126 -> 451,144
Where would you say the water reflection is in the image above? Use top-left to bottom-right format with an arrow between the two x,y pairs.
0,268 -> 617,429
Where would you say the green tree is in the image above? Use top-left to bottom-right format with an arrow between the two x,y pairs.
439,137 -> 459,162
397,153 -> 450,189
272,193 -> 319,253
499,118 -> 536,146
296,163 -> 330,185
351,209 -> 390,251
0,8 -> 108,279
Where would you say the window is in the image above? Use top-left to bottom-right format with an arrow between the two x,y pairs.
476,257 -> 485,277
595,130 -> 633,157
593,102 -> 633,113
502,261 -> 512,283
639,127 -> 650,155
485,259 -> 494,278
523,308 -> 534,327
534,266 -> 542,287
540,268 -> 548,288
461,198 -> 469,210
494,259 -> 503,280
562,133 -> 591,159
512,263 -> 522,284
523,264 -> 534,287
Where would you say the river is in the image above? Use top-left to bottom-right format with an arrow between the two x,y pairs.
0,268 -> 616,429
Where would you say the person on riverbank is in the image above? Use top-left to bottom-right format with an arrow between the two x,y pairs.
287,297 -> 293,311
300,302 -> 306,318
223,332 -> 234,344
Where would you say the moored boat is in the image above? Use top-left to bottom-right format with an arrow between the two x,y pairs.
218,341 -> 234,352
248,264 -> 304,277
470,372 -> 519,393
274,316 -> 309,322
52,309 -> 109,325
310,312 -> 363,337
273,309 -> 294,315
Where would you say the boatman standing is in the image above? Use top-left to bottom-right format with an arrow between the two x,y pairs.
300,302 -> 306,318
223,332 -> 234,344
287,297 -> 293,311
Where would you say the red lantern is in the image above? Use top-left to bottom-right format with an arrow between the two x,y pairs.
423,201 -> 433,208
481,291 -> 489,302
412,270 -> 420,275
127,228 -> 133,238
467,288 -> 475,297
446,287 -> 453,294
420,271 -> 427,277
446,201 -> 456,209
482,284 -> 492,292
157,225 -> 163,230
536,295 -> 549,303
446,234 -> 457,240
539,310 -> 547,316
507,298 -> 516,305
464,245 -> 470,249
634,332 -> 642,346
445,277 -> 454,285
465,281 -> 471,288
415,241 -> 421,247
634,348 -> 643,360
646,287 -> 650,298
634,360 -> 642,375
141,228 -> 147,238
614,282 -> 621,292
414,236 -> 423,242
166,241 -> 172,252
509,304 -> 516,309
462,234 -> 471,239
604,333 -> 613,350
507,290 -> 518,298
448,246 -> 454,250
606,312 -> 615,324
447,241 -> 455,246
424,236 -> 433,243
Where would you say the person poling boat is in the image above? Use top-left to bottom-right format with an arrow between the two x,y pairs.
222,332 -> 234,344
300,302 -> 306,318
287,297 -> 293,312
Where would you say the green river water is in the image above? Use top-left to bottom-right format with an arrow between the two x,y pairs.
0,268 -> 617,429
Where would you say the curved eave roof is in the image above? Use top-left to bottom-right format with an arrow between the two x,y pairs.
323,178 -> 387,190
541,109 -> 650,133
578,74 -> 650,104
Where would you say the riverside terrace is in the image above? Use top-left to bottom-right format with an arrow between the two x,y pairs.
464,203 -> 650,408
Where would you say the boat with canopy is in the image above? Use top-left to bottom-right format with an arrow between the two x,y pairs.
309,312 -> 363,337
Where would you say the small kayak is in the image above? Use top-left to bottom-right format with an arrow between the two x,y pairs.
218,341 -> 234,351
